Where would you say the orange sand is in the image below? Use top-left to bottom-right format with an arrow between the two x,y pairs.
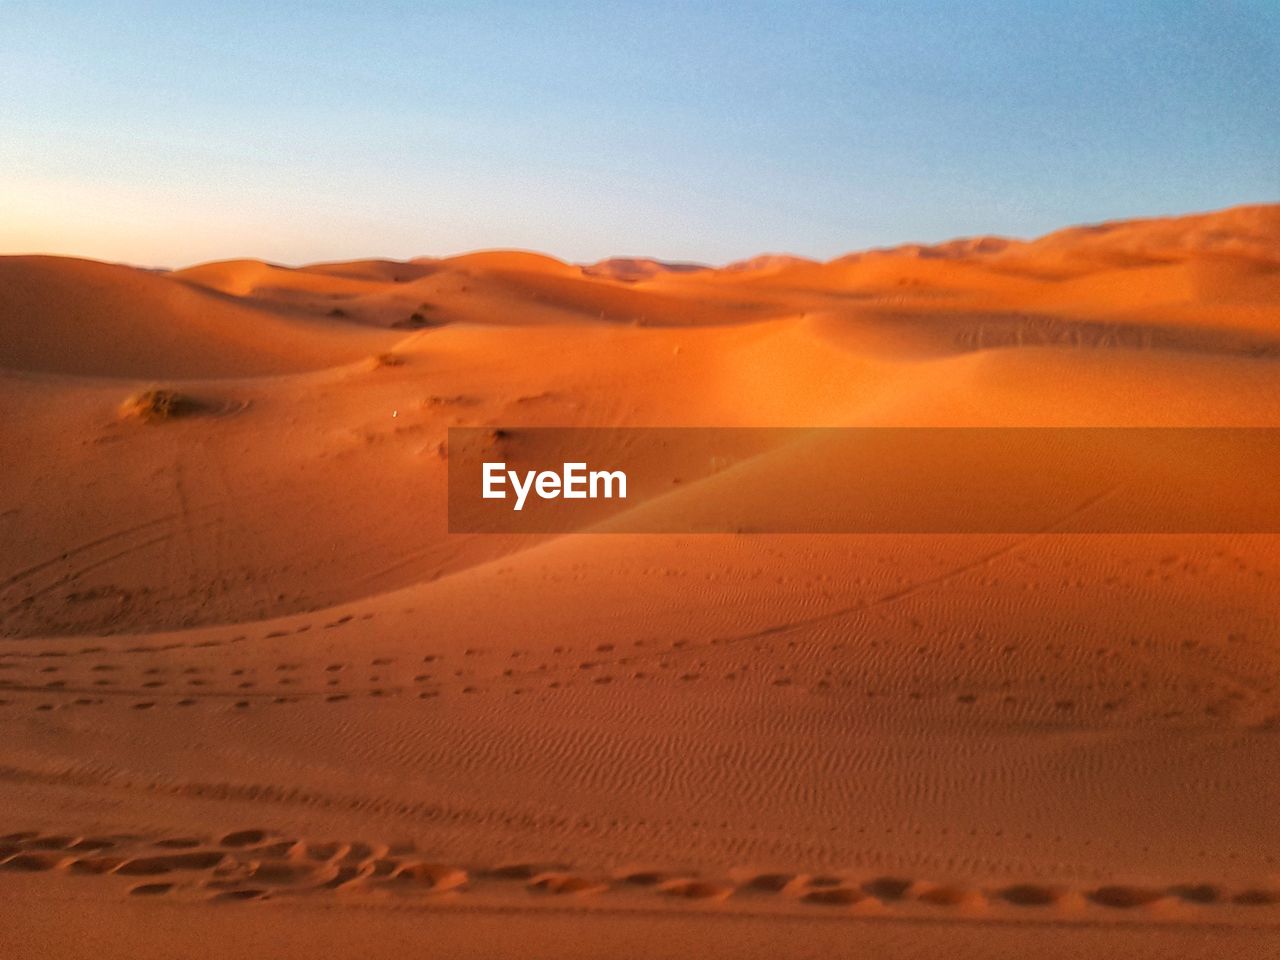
1,204 -> 1278,959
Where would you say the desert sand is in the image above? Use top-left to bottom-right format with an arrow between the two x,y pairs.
1,204 -> 1278,959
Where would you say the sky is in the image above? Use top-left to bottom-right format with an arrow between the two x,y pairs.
1,1 -> 1277,267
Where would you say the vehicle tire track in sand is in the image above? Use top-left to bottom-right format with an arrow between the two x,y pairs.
694,485 -> 1127,654
3,534 -> 176,617
0,515 -> 185,592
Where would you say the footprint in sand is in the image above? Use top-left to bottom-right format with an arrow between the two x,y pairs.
527,872 -> 606,896
129,882 -> 174,896
114,851 -> 227,875
656,878 -> 733,901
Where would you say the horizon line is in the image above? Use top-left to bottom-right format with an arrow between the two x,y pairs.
2,199 -> 1276,275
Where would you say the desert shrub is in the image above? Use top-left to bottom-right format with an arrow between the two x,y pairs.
118,388 -> 199,423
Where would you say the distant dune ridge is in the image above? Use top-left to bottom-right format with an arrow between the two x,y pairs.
580,257 -> 710,282
0,203 -> 1279,959
0,204 -> 1276,378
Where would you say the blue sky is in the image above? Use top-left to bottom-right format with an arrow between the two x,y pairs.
1,1 -> 1276,266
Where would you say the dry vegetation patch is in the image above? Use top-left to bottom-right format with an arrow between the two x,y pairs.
118,388 -> 200,423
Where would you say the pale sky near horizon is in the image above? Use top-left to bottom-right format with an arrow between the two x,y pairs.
1,1 -> 1277,267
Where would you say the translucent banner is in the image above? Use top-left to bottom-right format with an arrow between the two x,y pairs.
447,427 -> 1280,534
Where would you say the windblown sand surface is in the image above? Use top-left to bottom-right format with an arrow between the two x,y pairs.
1,205 -> 1278,958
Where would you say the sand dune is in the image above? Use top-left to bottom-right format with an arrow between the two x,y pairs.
0,256 -> 398,378
1,204 -> 1278,959
581,257 -> 710,282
